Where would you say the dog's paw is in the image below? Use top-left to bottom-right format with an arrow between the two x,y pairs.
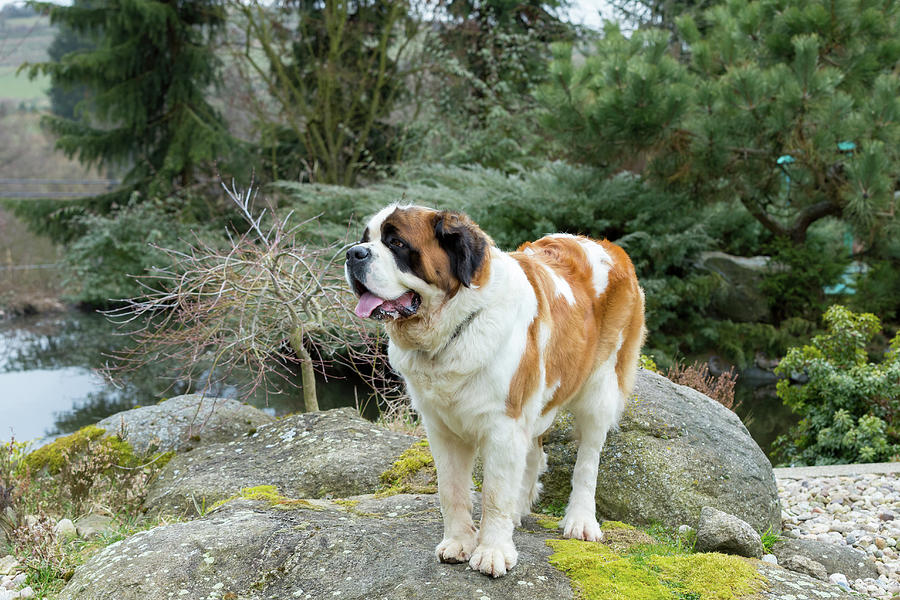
436,537 -> 476,564
468,543 -> 518,577
561,513 -> 603,542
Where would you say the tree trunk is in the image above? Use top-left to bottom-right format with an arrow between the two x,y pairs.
288,327 -> 319,412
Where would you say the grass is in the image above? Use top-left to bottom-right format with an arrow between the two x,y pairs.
760,527 -> 780,554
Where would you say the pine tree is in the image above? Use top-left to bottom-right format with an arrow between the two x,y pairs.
24,0 -> 234,209
541,0 -> 900,246
46,18 -> 95,121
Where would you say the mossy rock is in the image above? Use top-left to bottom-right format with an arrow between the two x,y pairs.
547,538 -> 765,600
144,408 -> 420,517
378,439 -> 437,496
94,394 -> 275,455
542,370 -> 781,533
210,485 -> 324,512
25,426 -> 138,474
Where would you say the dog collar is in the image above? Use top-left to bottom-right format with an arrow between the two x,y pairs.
434,309 -> 482,358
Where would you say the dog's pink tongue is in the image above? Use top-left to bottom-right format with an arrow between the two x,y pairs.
355,292 -> 386,318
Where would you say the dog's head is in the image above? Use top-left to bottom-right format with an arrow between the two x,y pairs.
345,205 -> 491,321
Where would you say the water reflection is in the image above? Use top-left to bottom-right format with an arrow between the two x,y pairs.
0,311 -> 367,442
733,379 -> 799,460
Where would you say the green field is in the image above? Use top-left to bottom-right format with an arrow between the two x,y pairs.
0,68 -> 48,102
0,13 -> 55,105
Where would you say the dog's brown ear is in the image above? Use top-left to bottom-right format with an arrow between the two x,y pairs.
433,211 -> 488,287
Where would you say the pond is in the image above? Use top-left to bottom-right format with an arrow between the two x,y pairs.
0,310 -> 797,458
0,311 -> 369,444
733,378 -> 799,461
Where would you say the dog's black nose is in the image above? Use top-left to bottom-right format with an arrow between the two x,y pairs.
347,245 -> 371,263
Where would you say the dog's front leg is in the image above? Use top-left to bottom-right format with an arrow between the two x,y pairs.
470,419 -> 526,577
427,420 -> 478,564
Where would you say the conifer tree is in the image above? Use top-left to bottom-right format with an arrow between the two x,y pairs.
541,0 -> 900,245
24,0 -> 233,209
46,19 -> 95,121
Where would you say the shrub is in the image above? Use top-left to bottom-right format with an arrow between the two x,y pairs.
773,305 -> 900,465
665,361 -> 737,410
62,195 -> 217,307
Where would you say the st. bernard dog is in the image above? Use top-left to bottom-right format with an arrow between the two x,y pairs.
345,205 -> 645,577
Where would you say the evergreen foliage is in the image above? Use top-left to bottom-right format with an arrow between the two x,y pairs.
540,0 -> 900,246
22,0 -> 236,214
61,196 -> 215,306
278,162 -> 762,363
46,16 -> 95,121
773,305 -> 900,465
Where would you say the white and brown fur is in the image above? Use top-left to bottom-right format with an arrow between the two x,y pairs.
345,205 -> 645,577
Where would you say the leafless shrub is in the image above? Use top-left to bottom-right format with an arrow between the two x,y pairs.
103,181 -> 392,414
11,512 -> 66,573
665,361 -> 738,410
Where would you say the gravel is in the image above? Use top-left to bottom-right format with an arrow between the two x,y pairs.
779,472 -> 900,598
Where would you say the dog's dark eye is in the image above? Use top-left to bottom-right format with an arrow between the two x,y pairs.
390,238 -> 407,250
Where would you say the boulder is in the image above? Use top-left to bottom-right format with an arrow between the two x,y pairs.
57,495 -> 858,600
696,251 -> 774,323
770,539 -> 878,580
95,394 -> 274,455
53,518 -> 77,540
695,507 -> 764,558
59,495 -> 573,600
74,514 -> 115,539
144,408 -> 418,516
781,554 -> 828,581
757,562 -> 855,599
0,555 -> 18,576
542,369 -> 781,533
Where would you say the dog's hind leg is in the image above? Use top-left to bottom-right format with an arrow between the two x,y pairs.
560,355 -> 623,542
514,438 -> 547,525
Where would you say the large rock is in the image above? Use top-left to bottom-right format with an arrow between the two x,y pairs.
144,408 -> 418,516
695,506 -> 764,558
95,394 -> 274,455
771,539 -> 878,580
756,562 -> 856,599
60,495 -> 573,600
542,369 -> 781,533
58,495 -> 857,600
696,251 -> 774,323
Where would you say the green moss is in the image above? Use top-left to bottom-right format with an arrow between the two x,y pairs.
25,426 -> 107,473
153,451 -> 175,470
377,439 -> 437,496
23,425 -> 148,475
103,434 -> 138,467
333,499 -> 359,509
602,520 -> 637,531
210,485 -> 321,511
536,515 -> 561,530
547,539 -> 765,600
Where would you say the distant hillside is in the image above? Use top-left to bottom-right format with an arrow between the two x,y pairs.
0,8 -> 55,107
